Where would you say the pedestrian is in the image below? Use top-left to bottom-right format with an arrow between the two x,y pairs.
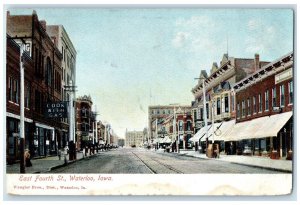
58,149 -> 61,160
24,149 -> 32,167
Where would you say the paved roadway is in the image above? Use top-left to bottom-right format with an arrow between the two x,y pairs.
50,148 -> 283,174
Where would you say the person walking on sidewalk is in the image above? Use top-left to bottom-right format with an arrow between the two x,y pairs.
24,149 -> 32,167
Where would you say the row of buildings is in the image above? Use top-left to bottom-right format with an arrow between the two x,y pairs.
148,52 -> 293,160
5,11 -> 118,164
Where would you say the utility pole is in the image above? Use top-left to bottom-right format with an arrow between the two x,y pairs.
195,77 -> 209,156
19,42 -> 25,173
64,80 -> 77,160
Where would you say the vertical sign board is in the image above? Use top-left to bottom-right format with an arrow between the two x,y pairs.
45,102 -> 68,118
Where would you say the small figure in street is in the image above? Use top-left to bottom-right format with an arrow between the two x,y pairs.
58,149 -> 62,160
24,149 -> 32,167
64,146 -> 69,164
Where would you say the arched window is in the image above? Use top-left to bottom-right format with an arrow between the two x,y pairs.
46,57 -> 52,86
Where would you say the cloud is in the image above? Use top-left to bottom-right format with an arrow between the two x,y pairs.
172,32 -> 189,48
245,19 -> 277,54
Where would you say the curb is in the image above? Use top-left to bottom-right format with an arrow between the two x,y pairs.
46,153 -> 99,172
158,151 -> 292,173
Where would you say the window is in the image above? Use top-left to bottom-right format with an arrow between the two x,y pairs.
25,85 -> 30,108
237,102 -> 240,119
265,90 -> 269,111
253,96 -> 256,114
206,103 -> 209,118
217,97 -> 221,115
13,79 -> 19,104
231,95 -> 235,111
258,94 -> 262,112
289,81 -> 293,104
247,98 -> 251,116
46,57 -> 52,86
225,94 -> 229,112
280,84 -> 285,107
272,87 -> 276,108
179,121 -> 183,131
242,100 -> 245,117
8,77 -> 13,101
200,107 -> 203,121
186,121 -> 192,131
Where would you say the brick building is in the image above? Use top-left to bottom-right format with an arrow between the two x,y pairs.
148,105 -> 191,143
226,52 -> 293,159
6,11 -> 64,163
75,95 -> 93,150
46,25 -> 77,150
160,107 -> 193,149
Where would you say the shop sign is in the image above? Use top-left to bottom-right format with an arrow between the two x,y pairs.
45,102 -> 68,118
275,68 -> 293,84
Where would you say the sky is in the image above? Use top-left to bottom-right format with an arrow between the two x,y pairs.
8,7 -> 294,138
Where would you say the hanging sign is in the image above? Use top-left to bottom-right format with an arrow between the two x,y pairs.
45,101 -> 68,118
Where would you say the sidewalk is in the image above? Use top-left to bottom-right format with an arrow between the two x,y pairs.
6,150 -> 100,174
157,149 -> 293,173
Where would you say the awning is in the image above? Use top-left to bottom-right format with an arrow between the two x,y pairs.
254,111 -> 293,138
223,111 -> 292,141
189,125 -> 212,142
214,119 -> 235,141
162,136 -> 171,143
201,123 -> 222,142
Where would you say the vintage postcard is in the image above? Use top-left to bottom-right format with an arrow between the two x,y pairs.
4,5 -> 294,197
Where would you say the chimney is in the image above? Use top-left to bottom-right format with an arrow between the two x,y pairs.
254,53 -> 260,71
7,11 -> 10,17
40,20 -> 46,30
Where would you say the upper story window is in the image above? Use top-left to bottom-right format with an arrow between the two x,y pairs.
186,120 -> 192,131
280,84 -> 285,107
242,100 -> 245,117
14,79 -> 19,104
46,57 -> 52,87
258,94 -> 262,112
288,81 -> 293,104
253,96 -> 256,114
25,84 -> 30,108
178,120 -> 183,131
224,94 -> 229,113
272,87 -> 276,108
231,94 -> 235,111
217,97 -> 221,115
237,102 -> 240,119
8,76 -> 13,102
247,98 -> 251,116
265,90 -> 269,111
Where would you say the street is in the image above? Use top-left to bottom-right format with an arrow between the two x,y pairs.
49,148 -> 284,174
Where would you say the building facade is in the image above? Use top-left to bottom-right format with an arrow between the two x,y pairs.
230,52 -> 293,159
148,105 -> 191,143
125,131 -> 144,147
190,54 -> 269,153
46,25 -> 77,150
6,11 -> 64,163
75,95 -> 93,150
